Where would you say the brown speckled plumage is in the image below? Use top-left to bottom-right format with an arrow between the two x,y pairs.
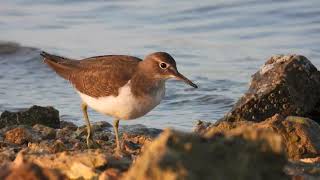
41,52 -> 141,98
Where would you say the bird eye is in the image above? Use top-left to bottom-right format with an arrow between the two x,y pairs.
159,62 -> 168,69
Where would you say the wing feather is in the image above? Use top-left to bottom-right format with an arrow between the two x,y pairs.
41,52 -> 141,97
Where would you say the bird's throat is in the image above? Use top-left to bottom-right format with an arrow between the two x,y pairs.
130,72 -> 165,97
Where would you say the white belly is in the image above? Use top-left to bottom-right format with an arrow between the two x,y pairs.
77,81 -> 165,120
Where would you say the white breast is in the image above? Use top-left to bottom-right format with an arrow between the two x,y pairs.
77,81 -> 165,120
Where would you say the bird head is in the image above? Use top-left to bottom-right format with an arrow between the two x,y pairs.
141,52 -> 198,88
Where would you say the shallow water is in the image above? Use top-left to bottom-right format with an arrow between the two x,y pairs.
0,0 -> 319,131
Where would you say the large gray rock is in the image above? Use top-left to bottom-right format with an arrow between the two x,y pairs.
223,55 -> 320,123
0,105 -> 60,128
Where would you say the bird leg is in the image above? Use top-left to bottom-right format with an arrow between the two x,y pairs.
81,102 -> 99,148
113,119 -> 121,154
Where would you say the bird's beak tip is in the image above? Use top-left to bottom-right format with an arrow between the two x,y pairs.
175,72 -> 198,89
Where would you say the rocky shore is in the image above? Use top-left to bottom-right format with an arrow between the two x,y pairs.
1,54 -> 320,179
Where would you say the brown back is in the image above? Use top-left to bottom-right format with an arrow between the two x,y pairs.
41,52 -> 141,97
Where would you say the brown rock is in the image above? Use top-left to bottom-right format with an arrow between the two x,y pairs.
27,140 -> 66,153
0,159 -> 65,180
4,127 -> 33,145
59,120 -> 77,130
116,125 -> 162,155
205,115 -> 320,160
0,147 -> 17,164
95,131 -> 111,142
32,124 -> 56,139
56,127 -> 73,140
15,149 -> 110,179
67,162 -> 98,179
192,120 -> 212,135
223,55 -> 320,123
285,158 -> 320,180
124,129 -> 288,180
99,168 -> 121,180
120,133 -> 153,155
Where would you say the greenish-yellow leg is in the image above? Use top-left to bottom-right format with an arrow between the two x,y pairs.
113,119 -> 121,153
81,102 -> 99,148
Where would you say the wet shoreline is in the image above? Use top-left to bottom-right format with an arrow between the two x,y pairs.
1,54 -> 320,179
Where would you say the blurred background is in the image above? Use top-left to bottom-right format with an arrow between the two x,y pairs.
0,0 -> 319,131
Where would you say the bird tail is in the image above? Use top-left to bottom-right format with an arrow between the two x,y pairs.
40,51 -> 75,80
40,51 -> 69,63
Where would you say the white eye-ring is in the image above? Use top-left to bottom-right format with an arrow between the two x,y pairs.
159,62 -> 168,69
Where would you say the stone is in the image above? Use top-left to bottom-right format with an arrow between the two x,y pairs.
4,127 -> 33,145
92,121 -> 113,130
124,129 -> 288,180
15,149 -> 110,179
120,124 -> 162,138
0,105 -> 60,128
0,147 -> 17,164
117,125 -> 162,155
32,124 -> 56,140
95,131 -> 111,142
0,42 -> 21,54
75,121 -> 112,141
27,140 -> 66,153
222,55 -> 320,123
77,121 -> 112,133
0,155 -> 65,180
67,162 -> 98,179
192,120 -> 212,135
205,114 -> 320,160
56,127 -> 74,140
99,168 -> 121,180
59,120 -> 77,130
106,156 -> 133,172
284,158 -> 320,180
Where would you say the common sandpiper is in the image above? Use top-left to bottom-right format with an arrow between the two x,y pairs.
40,51 -> 198,153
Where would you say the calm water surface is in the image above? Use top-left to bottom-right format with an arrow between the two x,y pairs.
0,0 -> 319,131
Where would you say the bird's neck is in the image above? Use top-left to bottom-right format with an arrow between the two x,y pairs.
130,71 -> 165,97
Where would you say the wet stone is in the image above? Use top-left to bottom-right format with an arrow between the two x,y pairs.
222,55 -> 320,123
120,124 -> 162,138
0,105 -> 60,128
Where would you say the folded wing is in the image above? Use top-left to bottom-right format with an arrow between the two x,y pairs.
41,52 -> 141,97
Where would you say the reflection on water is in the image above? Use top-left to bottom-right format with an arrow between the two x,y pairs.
0,0 -> 319,131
